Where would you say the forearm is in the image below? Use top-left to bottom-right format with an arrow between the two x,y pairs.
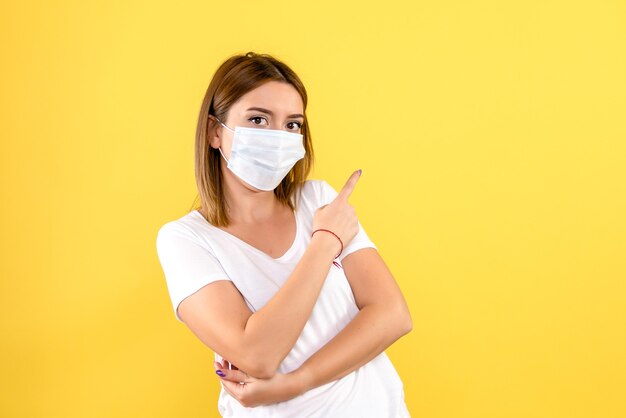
290,303 -> 412,392
242,233 -> 339,376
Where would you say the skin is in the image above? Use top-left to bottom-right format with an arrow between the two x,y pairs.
186,80 -> 412,407
216,243 -> 413,408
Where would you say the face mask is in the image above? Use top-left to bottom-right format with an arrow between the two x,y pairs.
216,119 -> 306,191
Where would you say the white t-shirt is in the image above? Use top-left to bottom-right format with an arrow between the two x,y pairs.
156,179 -> 410,418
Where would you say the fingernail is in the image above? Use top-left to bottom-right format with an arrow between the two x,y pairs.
358,169 -> 362,176
216,370 -> 225,377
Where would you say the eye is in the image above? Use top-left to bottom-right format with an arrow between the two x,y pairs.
286,121 -> 302,131
248,116 -> 269,126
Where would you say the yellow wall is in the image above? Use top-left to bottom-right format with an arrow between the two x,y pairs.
1,1 -> 625,417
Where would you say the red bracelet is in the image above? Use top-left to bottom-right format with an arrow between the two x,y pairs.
311,228 -> 343,269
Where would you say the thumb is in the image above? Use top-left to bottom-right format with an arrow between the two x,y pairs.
334,169 -> 362,202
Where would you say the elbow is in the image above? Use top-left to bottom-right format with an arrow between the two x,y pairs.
240,353 -> 280,380
248,363 -> 278,380
238,334 -> 284,379
396,305 -> 413,336
402,312 -> 413,335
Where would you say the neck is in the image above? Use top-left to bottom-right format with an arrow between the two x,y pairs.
221,167 -> 282,224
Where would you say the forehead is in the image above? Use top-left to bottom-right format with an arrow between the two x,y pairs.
231,81 -> 304,114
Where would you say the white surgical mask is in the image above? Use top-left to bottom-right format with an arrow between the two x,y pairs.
216,119 -> 306,191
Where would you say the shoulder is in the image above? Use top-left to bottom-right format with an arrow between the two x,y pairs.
299,179 -> 338,206
156,210 -> 205,248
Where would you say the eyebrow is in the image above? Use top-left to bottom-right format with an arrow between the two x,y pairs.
245,107 -> 304,119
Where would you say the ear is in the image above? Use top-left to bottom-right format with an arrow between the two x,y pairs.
207,115 -> 221,149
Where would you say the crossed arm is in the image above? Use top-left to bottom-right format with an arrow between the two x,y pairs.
215,247 -> 412,407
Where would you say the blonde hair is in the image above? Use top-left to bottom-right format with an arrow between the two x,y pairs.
190,52 -> 314,227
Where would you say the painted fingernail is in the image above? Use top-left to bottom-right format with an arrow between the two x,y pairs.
216,370 -> 225,377
358,169 -> 362,176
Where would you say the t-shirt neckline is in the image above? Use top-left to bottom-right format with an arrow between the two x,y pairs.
192,208 -> 301,262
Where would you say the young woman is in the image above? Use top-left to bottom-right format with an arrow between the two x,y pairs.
156,52 -> 412,417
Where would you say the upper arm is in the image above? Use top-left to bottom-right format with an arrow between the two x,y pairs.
177,280 -> 262,374
156,223 -> 265,376
319,181 -> 412,329
342,248 -> 412,330
317,179 -> 411,327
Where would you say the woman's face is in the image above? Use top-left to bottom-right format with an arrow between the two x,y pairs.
212,80 -> 305,160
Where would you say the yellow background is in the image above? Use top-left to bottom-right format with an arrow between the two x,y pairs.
1,0 -> 625,417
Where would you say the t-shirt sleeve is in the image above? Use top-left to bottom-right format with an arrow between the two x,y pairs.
317,179 -> 378,262
156,222 -> 230,322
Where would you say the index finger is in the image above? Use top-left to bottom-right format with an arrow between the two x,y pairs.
335,169 -> 362,202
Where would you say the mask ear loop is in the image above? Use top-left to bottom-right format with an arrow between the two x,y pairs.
218,147 -> 230,164
211,115 -> 234,164
213,115 -> 235,133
